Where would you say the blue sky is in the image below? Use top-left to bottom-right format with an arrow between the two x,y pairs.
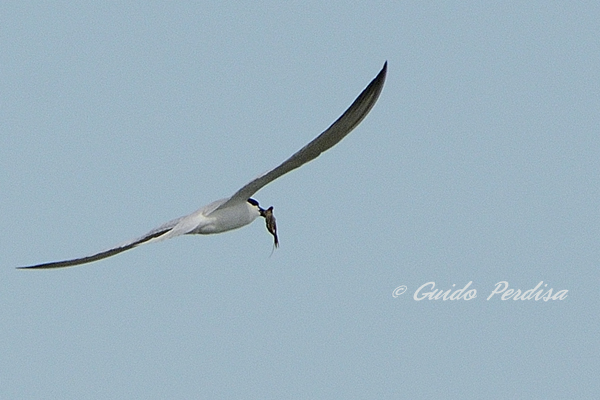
1,2 -> 598,398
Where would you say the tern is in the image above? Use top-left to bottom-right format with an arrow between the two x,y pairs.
18,62 -> 387,269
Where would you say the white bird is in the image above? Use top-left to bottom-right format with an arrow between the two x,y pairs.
18,62 -> 387,269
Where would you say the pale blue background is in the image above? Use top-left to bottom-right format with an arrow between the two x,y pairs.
1,2 -> 598,398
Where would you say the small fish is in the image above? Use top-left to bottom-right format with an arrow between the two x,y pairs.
260,206 -> 279,248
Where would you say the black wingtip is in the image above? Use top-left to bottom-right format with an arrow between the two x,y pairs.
378,61 -> 388,82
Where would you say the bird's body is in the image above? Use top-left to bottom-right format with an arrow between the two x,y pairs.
19,61 -> 387,269
143,198 -> 261,240
186,198 -> 261,235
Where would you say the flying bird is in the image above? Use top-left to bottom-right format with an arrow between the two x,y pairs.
18,62 -> 387,269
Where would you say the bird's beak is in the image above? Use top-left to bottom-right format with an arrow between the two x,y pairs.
261,206 -> 279,248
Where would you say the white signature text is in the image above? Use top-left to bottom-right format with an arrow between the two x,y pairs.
409,281 -> 568,301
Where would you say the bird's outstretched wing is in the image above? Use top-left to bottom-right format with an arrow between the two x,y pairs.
17,216 -> 186,269
18,62 -> 387,269
214,61 -> 387,212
